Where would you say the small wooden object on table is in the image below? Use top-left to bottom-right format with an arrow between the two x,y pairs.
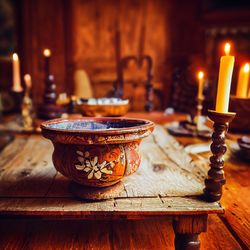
168,97 -> 211,140
37,75 -> 64,119
37,49 -> 64,119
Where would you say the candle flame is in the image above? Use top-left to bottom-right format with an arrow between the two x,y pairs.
24,74 -> 32,88
198,71 -> 204,79
43,49 -> 51,57
13,53 -> 18,61
224,43 -> 231,55
243,63 -> 250,73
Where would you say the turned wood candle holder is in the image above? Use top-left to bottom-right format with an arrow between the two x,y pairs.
11,90 -> 24,113
204,109 -> 236,202
167,97 -> 211,140
37,75 -> 64,119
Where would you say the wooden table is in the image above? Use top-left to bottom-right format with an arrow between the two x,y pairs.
0,112 -> 249,250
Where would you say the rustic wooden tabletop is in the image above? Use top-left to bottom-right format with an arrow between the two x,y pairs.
0,112 -> 249,249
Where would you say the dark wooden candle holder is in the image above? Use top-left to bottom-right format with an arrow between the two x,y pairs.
37,75 -> 64,119
11,90 -> 24,113
168,97 -> 211,140
196,97 -> 203,123
204,109 -> 236,202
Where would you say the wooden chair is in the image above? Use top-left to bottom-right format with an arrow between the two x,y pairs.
112,55 -> 155,112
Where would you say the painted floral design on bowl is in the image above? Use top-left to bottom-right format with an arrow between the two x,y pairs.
41,117 -> 154,187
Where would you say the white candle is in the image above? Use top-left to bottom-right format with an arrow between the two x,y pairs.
197,71 -> 204,99
236,63 -> 249,98
12,53 -> 23,92
215,43 -> 235,113
24,74 -> 32,89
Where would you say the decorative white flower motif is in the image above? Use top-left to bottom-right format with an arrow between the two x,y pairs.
75,150 -> 114,180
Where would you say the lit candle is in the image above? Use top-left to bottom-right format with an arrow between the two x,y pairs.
12,53 -> 23,92
197,71 -> 204,99
215,43 -> 235,113
236,63 -> 249,98
43,49 -> 51,77
24,74 -> 32,89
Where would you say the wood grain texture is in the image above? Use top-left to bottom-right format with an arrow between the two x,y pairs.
0,125 -> 207,198
0,197 -> 222,218
0,216 -> 241,250
220,156 -> 250,249
0,124 -> 222,217
0,113 -> 247,249
20,0 -> 68,104
176,135 -> 250,249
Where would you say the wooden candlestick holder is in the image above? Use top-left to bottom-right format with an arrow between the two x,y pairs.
196,97 -> 203,124
11,90 -> 24,113
167,97 -> 211,140
204,109 -> 236,202
37,75 -> 64,119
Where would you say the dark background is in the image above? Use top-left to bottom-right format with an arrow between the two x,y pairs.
1,0 -> 250,111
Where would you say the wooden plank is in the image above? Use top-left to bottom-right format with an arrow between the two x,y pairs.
219,155 -> 250,249
121,125 -> 207,197
200,215 -> 242,250
0,136 -> 56,197
0,197 -> 222,218
0,125 -> 208,199
0,125 -> 222,217
0,216 -> 241,250
0,135 -> 28,169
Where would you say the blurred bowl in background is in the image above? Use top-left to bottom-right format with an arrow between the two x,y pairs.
75,98 -> 129,117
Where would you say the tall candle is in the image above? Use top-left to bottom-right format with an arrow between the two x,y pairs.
236,63 -> 249,98
197,71 -> 204,99
43,49 -> 51,77
12,53 -> 23,92
215,43 -> 235,113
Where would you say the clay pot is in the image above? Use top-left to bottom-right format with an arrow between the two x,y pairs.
41,117 -> 154,187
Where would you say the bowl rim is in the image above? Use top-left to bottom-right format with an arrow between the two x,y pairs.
40,117 -> 155,134
76,101 -> 130,107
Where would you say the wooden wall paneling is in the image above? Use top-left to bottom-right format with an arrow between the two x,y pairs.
20,0 -> 67,105
18,0 -> 206,109
163,0 -> 204,108
69,0 -> 171,107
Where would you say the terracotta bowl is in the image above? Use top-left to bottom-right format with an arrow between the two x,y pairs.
41,117 -> 154,187
75,98 -> 129,117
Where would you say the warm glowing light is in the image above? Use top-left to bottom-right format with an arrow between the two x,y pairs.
198,71 -> 204,79
13,53 -> 18,61
24,74 -> 32,88
224,43 -> 231,55
43,49 -> 51,57
24,74 -> 31,82
243,63 -> 250,73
